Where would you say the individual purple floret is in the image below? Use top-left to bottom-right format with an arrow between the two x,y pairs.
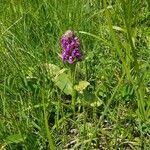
60,30 -> 81,64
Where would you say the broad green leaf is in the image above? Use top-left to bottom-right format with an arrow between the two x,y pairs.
112,26 -> 126,33
53,73 -> 72,95
90,100 -> 103,107
45,63 -> 72,95
74,81 -> 90,94
45,63 -> 60,77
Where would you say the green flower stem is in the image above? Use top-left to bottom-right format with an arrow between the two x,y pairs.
70,64 -> 76,113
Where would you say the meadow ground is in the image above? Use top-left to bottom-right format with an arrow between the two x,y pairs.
0,0 -> 150,149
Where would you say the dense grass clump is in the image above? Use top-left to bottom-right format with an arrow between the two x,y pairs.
0,0 -> 150,149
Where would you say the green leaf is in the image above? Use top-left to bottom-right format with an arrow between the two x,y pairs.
74,81 -> 90,94
45,63 -> 72,95
45,63 -> 60,77
53,73 -> 72,95
5,134 -> 25,144
112,26 -> 126,33
90,100 -> 103,107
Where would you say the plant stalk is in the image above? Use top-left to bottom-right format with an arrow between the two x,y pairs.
70,64 -> 76,113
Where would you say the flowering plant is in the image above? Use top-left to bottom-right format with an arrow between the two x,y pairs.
60,30 -> 82,113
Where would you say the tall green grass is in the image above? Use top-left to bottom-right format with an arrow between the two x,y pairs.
0,0 -> 149,149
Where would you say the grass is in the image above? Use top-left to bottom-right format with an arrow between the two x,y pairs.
0,0 -> 150,149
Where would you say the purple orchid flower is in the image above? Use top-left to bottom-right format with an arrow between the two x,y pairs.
60,30 -> 82,64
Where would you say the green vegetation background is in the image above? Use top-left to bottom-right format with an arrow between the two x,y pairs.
0,0 -> 149,149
